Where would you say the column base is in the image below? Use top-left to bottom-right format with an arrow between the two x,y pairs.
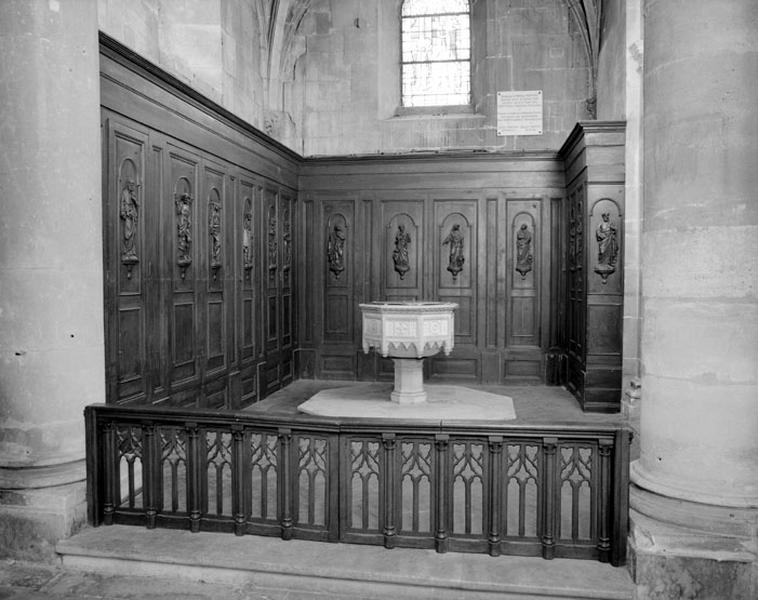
0,480 -> 87,561
628,484 -> 758,599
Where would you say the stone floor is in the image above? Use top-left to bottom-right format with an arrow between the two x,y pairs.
34,524 -> 632,600
248,380 -> 626,428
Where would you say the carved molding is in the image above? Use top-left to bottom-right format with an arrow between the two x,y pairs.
515,223 -> 533,279
242,197 -> 254,271
208,192 -> 222,276
175,187 -> 193,278
442,223 -> 465,279
392,224 -> 411,279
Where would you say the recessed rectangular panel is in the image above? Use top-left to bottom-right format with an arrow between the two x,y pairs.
268,295 -> 278,341
173,303 -> 194,365
321,354 -> 355,378
430,358 -> 478,379
505,360 -> 541,378
511,296 -> 536,342
243,298 -> 253,349
325,295 -> 349,337
207,301 -> 224,358
282,293 -> 292,339
117,307 -> 143,381
587,304 -> 622,355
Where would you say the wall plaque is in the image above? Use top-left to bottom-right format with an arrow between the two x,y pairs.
497,90 -> 543,136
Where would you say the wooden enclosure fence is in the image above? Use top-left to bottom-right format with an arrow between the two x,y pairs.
85,404 -> 630,565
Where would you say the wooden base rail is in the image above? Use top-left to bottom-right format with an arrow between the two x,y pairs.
85,404 -> 630,565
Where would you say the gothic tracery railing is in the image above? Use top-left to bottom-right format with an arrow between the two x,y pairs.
86,404 -> 629,564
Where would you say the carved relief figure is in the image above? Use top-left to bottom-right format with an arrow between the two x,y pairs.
515,223 -> 533,278
392,224 -> 411,279
594,211 -> 619,283
327,224 -> 346,279
442,223 -> 465,278
267,205 -> 277,272
208,198 -> 222,271
175,192 -> 193,273
282,207 -> 291,268
242,198 -> 253,270
119,179 -> 139,268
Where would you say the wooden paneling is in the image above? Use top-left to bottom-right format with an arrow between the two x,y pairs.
101,36 -> 298,408
300,156 -> 565,384
559,122 -> 626,412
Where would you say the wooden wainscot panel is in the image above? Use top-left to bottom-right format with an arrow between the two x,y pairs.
168,145 -> 201,394
323,200 -> 355,343
559,122 -> 625,412
506,199 -> 541,348
435,200 -> 478,347
380,201 -> 424,300
105,118 -> 150,404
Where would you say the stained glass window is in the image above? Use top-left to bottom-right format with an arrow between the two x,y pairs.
401,0 -> 471,107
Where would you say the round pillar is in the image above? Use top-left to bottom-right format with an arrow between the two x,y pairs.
0,0 -> 103,556
632,0 -> 758,509
629,0 -> 758,595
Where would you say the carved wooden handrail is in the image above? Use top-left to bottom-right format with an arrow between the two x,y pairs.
85,404 -> 630,565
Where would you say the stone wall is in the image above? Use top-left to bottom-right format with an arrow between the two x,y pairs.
97,0 -> 271,140
595,0 -> 625,121
299,0 -> 592,156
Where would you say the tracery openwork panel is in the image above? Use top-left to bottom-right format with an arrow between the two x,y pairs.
347,439 -> 381,531
205,431 -> 232,516
159,426 -> 187,514
399,440 -> 433,534
451,441 -> 484,536
503,443 -> 541,538
296,435 -> 328,527
559,443 -> 595,542
250,432 -> 279,522
116,425 -> 143,510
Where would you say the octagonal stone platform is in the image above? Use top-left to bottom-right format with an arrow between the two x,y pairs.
298,383 -> 516,421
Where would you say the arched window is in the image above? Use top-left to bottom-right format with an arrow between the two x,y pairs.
401,0 -> 471,107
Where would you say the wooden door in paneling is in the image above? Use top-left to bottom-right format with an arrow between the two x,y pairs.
104,118 -> 152,404
165,144 -> 202,406
378,200 -> 424,301
262,188 -> 295,395
237,174 -> 261,406
199,160 -> 231,409
431,200 -> 479,380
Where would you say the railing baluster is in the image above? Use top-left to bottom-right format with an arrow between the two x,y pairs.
102,421 -> 116,526
232,425 -> 246,536
541,437 -> 558,559
488,436 -> 503,556
611,429 -> 631,567
434,434 -> 449,553
143,422 -> 158,529
382,433 -> 397,549
186,422 -> 201,532
597,438 -> 612,562
278,427 -> 293,540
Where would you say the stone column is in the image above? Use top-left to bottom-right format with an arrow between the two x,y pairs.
0,0 -> 104,558
630,0 -> 758,597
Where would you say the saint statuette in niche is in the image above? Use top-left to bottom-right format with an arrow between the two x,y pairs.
515,223 -> 533,278
175,192 -> 193,278
242,198 -> 253,272
594,211 -> 619,283
119,178 -> 139,278
327,224 -> 346,279
442,223 -> 465,279
208,198 -> 222,276
393,224 -> 411,279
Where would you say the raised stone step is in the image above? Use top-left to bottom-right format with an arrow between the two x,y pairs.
57,525 -> 633,599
